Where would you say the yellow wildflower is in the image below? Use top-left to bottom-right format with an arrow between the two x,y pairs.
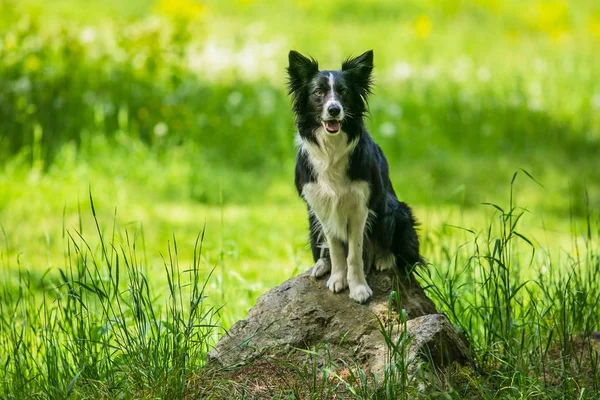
534,0 -> 569,42
415,14 -> 431,39
590,17 -> 600,39
473,0 -> 502,14
157,0 -> 205,21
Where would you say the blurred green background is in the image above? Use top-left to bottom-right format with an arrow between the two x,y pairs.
1,0 -> 599,324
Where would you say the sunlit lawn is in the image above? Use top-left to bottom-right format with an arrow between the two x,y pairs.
0,140 -> 585,331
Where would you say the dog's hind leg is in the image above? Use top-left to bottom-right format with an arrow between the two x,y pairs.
313,250 -> 331,277
371,199 -> 398,272
309,213 -> 331,277
375,252 -> 396,271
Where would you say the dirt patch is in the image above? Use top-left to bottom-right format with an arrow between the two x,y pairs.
187,353 -> 362,399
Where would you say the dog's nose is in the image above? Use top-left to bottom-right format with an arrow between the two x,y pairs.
328,105 -> 341,117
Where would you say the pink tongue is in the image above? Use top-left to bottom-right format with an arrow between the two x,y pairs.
325,120 -> 340,133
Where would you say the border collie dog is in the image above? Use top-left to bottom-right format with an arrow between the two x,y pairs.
287,50 -> 421,303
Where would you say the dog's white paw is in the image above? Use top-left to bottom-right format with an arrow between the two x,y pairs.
349,283 -> 373,304
327,272 -> 348,293
312,258 -> 331,278
375,253 -> 396,271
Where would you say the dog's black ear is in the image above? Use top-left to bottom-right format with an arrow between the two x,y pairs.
287,51 -> 318,92
342,50 -> 373,72
342,50 -> 374,95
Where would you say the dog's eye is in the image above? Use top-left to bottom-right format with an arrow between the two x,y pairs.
314,89 -> 324,97
340,88 -> 348,96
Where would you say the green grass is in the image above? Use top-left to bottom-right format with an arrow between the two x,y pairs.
1,202 -> 221,399
1,180 -> 599,398
1,0 -> 600,397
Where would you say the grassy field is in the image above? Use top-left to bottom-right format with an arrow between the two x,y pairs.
1,0 -> 600,398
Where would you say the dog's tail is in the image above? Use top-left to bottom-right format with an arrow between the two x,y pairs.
390,201 -> 423,269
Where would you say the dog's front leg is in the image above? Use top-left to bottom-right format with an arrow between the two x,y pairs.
347,205 -> 373,303
325,235 -> 348,292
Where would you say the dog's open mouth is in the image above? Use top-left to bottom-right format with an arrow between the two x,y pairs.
323,120 -> 341,134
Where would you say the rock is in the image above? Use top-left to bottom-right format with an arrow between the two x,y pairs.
207,267 -> 470,384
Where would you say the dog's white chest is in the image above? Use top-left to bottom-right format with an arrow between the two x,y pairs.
300,132 -> 370,241
303,179 -> 369,241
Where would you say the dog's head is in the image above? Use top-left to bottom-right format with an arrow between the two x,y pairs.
287,50 -> 373,138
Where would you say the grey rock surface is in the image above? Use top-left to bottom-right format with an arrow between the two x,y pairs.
207,268 -> 470,380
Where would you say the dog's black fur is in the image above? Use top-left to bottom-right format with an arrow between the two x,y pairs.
288,50 -> 421,293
